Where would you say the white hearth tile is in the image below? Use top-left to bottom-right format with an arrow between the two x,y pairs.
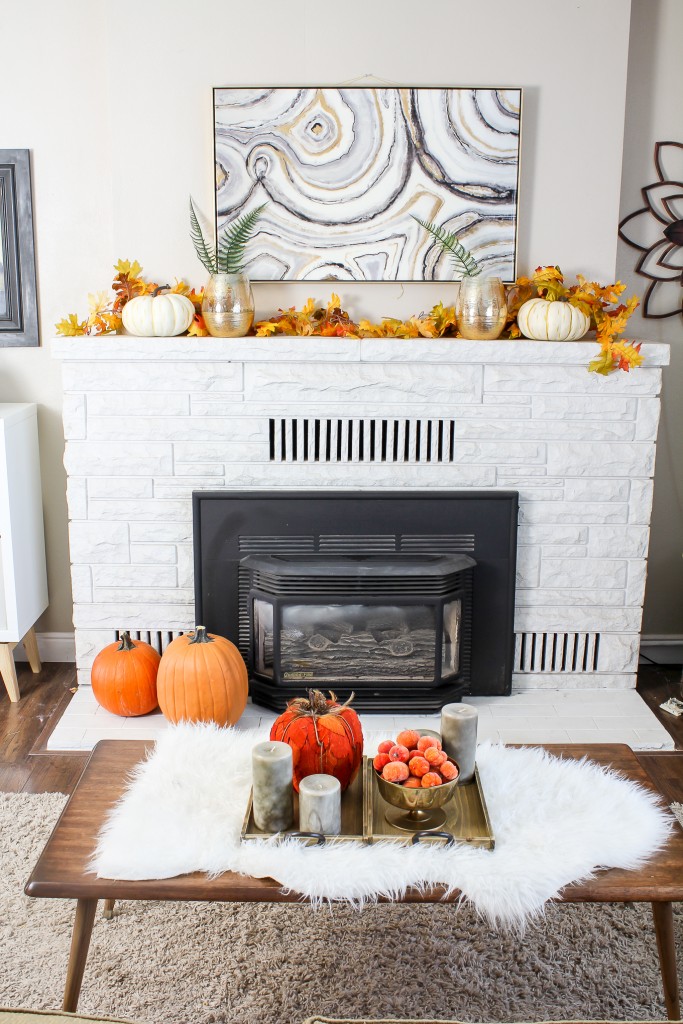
634,729 -> 675,749
497,729 -> 572,744
48,727 -> 87,750
565,727 -> 641,745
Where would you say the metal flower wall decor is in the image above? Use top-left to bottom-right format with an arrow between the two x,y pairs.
618,141 -> 683,319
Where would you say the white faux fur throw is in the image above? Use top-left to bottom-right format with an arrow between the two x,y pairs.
92,723 -> 672,928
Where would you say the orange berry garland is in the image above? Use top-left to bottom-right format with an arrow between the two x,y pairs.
375,731 -> 459,788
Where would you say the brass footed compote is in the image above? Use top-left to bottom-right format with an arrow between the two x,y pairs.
376,729 -> 459,832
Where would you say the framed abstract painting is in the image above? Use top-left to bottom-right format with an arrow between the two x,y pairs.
213,87 -> 522,283
0,149 -> 39,346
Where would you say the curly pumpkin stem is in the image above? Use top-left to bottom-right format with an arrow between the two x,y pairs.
151,285 -> 171,297
188,625 -> 214,645
117,631 -> 136,652
286,688 -> 356,719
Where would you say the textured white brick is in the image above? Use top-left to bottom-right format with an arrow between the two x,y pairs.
519,501 -> 628,525
64,361 -> 243,393
69,522 -> 129,564
518,525 -> 589,545
514,606 -> 642,632
88,498 -> 190,522
245,363 -> 483,405
154,479 -> 223,499
629,479 -> 655,523
516,588 -> 626,607
459,419 -> 634,441
88,477 -> 154,499
484,393 -> 531,405
540,558 -> 628,589
91,587 -> 194,605
177,544 -> 194,588
66,478 -> 88,520
563,479 -> 630,503
130,543 -> 177,565
485,364 -> 662,396
88,418 -> 268,449
65,442 -> 173,476
587,526 -> 649,559
129,523 -> 193,544
87,392 -> 190,416
456,442 -> 545,465
70,565 -> 92,602
62,394 -> 86,439
75,629 -> 118,667
546,442 -> 654,478
500,484 -> 563,502
218,463 -> 497,488
174,462 -> 226,477
188,403 -> 270,432
594,633 -> 640,672
634,398 -> 661,440
92,565 -> 177,588
531,395 -> 638,420
540,544 -> 587,558
625,561 -> 648,605
512,672 -> 635,690
515,546 -> 541,587
73,603 -> 193,630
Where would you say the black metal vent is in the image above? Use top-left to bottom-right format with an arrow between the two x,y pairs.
514,632 -> 601,673
114,629 -> 184,653
269,417 -> 456,463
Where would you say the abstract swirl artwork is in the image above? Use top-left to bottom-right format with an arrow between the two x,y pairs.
213,87 -> 522,282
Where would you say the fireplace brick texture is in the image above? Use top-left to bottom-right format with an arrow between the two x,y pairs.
52,336 -> 669,692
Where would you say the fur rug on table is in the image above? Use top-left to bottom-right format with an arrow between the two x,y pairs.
92,723 -> 672,928
1,792 -> 680,1024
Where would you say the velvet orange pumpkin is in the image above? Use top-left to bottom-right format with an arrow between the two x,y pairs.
91,631 -> 160,717
270,689 -> 363,792
156,625 -> 248,726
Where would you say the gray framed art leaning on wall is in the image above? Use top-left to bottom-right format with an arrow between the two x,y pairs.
213,87 -> 522,283
0,149 -> 39,346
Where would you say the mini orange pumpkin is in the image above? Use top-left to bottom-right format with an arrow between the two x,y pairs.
270,689 -> 363,792
91,631 -> 160,717
156,625 -> 248,726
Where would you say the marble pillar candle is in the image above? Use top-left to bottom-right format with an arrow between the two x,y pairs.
298,774 -> 342,835
252,740 -> 293,832
440,703 -> 478,784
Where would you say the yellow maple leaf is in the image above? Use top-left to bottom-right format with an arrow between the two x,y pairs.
188,316 -> 209,337
114,258 -> 143,278
170,279 -> 191,295
301,297 -> 316,318
87,291 -> 110,315
55,313 -> 88,336
255,321 -> 279,336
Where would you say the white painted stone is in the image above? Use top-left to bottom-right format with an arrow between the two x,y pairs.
519,501 -> 628,525
593,633 -> 640,672
629,479 -> 655,523
539,544 -> 587,558
88,418 -> 268,451
65,442 -> 173,477
499,484 -> 563,502
485,364 -> 663,396
66,478 -> 88,520
514,606 -> 642,632
87,392 -> 191,416
515,546 -> 541,588
540,558 -> 628,589
174,462 -> 226,477
563,478 -> 631,503
515,588 -> 626,607
512,672 -> 635,690
129,522 -> 193,544
188,403 -> 270,435
73,602 -> 194,629
546,442 -> 655,478
63,361 -> 243,393
70,565 -> 93,603
518,525 -> 589,545
69,522 -> 129,564
459,419 -> 635,441
587,525 -> 649,559
625,561 -> 648,606
75,629 -> 117,665
484,393 -> 531,405
244,363 -> 483,405
130,543 -> 177,565
634,397 -> 661,441
88,477 -> 154,499
218,463 -> 497,488
176,544 -> 194,588
531,395 -> 638,420
62,394 -> 87,439
87,498 -> 190,522
153,479 -> 225,499
92,565 -> 177,588
456,441 -> 545,465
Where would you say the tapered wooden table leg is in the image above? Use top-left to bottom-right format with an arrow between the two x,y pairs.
62,898 -> 97,1012
102,898 -> 115,919
653,901 -> 681,1020
22,626 -> 41,673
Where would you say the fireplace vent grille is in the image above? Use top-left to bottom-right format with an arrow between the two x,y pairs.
269,417 -> 456,463
514,631 -> 601,673
114,629 -> 185,653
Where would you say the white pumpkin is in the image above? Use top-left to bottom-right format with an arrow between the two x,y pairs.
122,289 -> 195,337
517,298 -> 590,341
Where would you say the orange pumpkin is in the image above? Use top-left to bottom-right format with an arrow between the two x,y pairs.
270,689 -> 363,792
91,631 -> 160,717
156,625 -> 248,726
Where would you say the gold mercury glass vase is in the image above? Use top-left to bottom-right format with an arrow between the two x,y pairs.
455,275 -> 507,340
202,273 -> 254,338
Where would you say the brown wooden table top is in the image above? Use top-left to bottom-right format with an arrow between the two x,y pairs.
25,740 -> 683,905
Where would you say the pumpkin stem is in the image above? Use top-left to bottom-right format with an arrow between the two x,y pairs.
286,688 -> 356,720
117,631 -> 136,652
151,285 -> 171,297
188,625 -> 214,645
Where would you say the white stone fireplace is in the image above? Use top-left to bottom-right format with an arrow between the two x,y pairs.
53,335 -> 669,708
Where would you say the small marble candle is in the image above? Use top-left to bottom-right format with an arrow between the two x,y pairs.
252,740 -> 293,833
298,774 -> 342,836
440,703 -> 478,784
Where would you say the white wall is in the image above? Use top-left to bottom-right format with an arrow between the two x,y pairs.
7,0 -> 677,640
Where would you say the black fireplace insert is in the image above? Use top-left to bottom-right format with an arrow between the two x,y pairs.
193,490 -> 518,712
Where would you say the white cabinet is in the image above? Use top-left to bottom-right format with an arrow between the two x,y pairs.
0,404 -> 48,700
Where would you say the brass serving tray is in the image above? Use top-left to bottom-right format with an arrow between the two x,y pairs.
240,759 -> 494,849
362,758 -> 495,849
241,767 -> 365,844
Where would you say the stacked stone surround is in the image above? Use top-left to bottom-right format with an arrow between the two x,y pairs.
53,335 -> 669,691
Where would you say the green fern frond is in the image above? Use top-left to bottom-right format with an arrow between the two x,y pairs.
217,203 -> 267,274
189,198 -> 217,274
411,215 -> 480,278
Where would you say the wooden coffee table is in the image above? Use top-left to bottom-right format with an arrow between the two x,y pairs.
25,741 -> 682,1018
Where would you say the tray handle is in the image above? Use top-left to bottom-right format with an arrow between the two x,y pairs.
288,830 -> 326,846
411,830 -> 456,847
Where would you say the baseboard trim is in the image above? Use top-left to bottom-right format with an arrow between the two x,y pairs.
640,635 -> 683,665
14,631 -> 76,663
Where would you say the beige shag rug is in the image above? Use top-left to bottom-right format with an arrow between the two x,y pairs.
1,792 -> 681,1024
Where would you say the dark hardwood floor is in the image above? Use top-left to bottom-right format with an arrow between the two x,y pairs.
0,659 -> 682,800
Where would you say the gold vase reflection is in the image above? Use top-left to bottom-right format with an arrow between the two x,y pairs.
202,273 -> 254,338
455,276 -> 507,340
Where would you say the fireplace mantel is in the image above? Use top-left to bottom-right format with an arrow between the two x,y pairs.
53,336 -> 669,694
